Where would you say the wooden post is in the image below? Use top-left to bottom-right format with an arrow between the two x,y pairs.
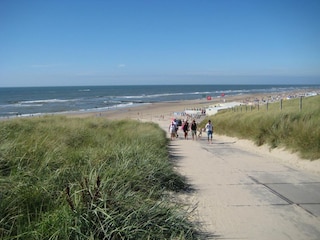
266,102 -> 268,111
280,99 -> 283,111
300,96 -> 302,111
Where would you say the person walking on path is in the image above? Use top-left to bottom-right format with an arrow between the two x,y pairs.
169,120 -> 177,140
190,119 -> 197,140
205,119 -> 213,143
174,119 -> 179,138
183,120 -> 189,140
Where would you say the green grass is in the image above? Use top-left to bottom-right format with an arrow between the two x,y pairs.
201,95 -> 320,160
0,116 -> 203,239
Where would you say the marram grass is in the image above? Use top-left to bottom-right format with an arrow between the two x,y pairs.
0,116 -> 204,239
202,95 -> 320,160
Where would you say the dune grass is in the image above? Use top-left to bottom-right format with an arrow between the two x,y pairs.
0,116 -> 203,239
202,95 -> 320,160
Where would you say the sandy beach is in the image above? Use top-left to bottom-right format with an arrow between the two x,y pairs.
69,88 -> 320,120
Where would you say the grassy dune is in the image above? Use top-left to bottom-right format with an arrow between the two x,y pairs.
204,95 -> 320,160
0,116 -> 202,239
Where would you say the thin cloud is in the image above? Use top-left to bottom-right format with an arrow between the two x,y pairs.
117,64 -> 126,68
30,64 -> 63,68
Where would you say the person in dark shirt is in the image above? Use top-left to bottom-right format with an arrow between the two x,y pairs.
190,119 -> 197,140
183,120 -> 189,140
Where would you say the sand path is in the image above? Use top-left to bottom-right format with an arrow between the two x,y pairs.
151,114 -> 320,239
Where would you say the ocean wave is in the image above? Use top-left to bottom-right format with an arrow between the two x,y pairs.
121,93 -> 182,99
117,88 -> 289,99
21,99 -> 75,104
121,91 -> 212,99
15,103 -> 44,107
104,100 -> 122,104
69,102 -> 148,113
89,102 -> 135,111
0,102 -> 44,108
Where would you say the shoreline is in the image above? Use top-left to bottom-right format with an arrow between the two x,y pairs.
1,87 -> 319,121
1,89 -> 319,125
65,88 -> 320,121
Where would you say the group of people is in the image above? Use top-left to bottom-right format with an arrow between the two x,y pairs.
169,119 -> 214,143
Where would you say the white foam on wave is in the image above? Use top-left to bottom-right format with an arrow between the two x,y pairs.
122,91 -> 213,99
69,102 -> 149,113
21,99 -> 74,104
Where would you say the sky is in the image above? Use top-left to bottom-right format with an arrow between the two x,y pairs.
1,0 -> 320,87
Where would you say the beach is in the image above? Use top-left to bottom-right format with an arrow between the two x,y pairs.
72,88 -> 320,127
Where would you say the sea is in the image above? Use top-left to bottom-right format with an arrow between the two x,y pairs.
0,84 -> 319,119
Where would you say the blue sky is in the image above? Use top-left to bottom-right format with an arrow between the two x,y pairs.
1,0 -> 320,87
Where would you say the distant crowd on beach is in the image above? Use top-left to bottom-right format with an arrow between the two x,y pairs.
240,89 -> 320,106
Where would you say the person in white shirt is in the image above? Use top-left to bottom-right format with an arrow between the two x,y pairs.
169,120 -> 177,140
205,120 -> 213,143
